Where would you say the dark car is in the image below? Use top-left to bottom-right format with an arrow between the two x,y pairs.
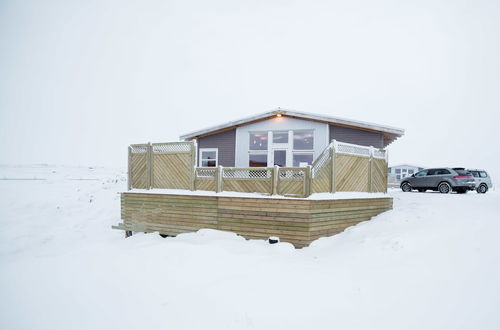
400,168 -> 476,194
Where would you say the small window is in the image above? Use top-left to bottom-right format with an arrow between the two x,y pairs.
396,174 -> 401,180
415,170 -> 428,177
293,153 -> 313,167
436,169 -> 451,175
273,131 -> 288,144
479,171 -> 488,178
395,169 -> 401,174
402,168 -> 407,173
471,171 -> 480,178
408,169 -> 414,174
200,148 -> 218,167
249,154 -> 267,167
249,132 -> 268,150
293,130 -> 314,150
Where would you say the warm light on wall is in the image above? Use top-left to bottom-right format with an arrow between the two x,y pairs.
276,114 -> 282,117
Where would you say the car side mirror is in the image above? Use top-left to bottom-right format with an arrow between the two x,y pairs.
411,174 -> 415,177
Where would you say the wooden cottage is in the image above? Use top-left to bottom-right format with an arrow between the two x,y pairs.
115,109 -> 405,248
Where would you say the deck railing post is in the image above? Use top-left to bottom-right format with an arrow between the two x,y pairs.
330,141 -> 337,193
368,146 -> 373,193
216,166 -> 223,193
147,142 -> 153,190
190,141 -> 196,191
127,146 -> 132,190
305,165 -> 312,197
384,149 -> 389,193
272,165 -> 279,195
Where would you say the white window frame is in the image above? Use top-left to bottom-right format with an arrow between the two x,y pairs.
199,148 -> 218,167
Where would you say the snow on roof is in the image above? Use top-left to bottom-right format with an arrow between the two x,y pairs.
179,108 -> 405,141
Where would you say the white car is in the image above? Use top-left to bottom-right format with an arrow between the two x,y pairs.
467,169 -> 493,193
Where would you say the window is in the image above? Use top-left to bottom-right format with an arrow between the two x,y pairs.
293,153 -> 313,167
273,150 -> 286,167
395,169 -> 401,174
455,169 -> 470,176
249,154 -> 267,167
402,168 -> 407,173
396,174 -> 401,180
415,170 -> 428,177
249,132 -> 268,150
273,131 -> 288,144
436,169 -> 451,175
200,148 -> 218,167
408,169 -> 414,174
479,171 -> 488,178
471,171 -> 480,178
293,130 -> 314,150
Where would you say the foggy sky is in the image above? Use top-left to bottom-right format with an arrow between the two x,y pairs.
1,0 -> 499,179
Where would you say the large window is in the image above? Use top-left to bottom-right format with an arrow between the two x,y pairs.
249,154 -> 267,167
200,148 -> 218,167
293,130 -> 314,150
249,132 -> 268,150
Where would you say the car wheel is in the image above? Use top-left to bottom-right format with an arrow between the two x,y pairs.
438,182 -> 452,194
401,182 -> 412,192
477,184 -> 488,194
417,188 -> 426,193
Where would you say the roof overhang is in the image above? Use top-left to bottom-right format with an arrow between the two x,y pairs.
180,109 -> 405,147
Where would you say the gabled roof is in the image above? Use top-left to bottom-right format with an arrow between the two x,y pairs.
180,108 -> 405,146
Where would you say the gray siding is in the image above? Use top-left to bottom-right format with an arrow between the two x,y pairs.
197,129 -> 236,167
329,125 -> 384,148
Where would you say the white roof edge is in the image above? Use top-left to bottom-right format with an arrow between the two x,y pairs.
389,164 -> 425,168
179,108 -> 405,140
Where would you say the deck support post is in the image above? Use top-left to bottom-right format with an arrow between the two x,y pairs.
272,165 -> 279,195
125,230 -> 133,238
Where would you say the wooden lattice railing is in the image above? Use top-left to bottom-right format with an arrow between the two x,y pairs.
128,140 -> 388,197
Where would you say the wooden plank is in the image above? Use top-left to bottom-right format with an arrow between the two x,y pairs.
119,192 -> 393,248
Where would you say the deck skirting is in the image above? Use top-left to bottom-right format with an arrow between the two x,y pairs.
118,192 -> 393,248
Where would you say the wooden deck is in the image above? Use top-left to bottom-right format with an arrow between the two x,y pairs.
115,192 -> 393,248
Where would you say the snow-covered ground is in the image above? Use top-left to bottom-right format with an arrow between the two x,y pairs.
1,165 -> 499,330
